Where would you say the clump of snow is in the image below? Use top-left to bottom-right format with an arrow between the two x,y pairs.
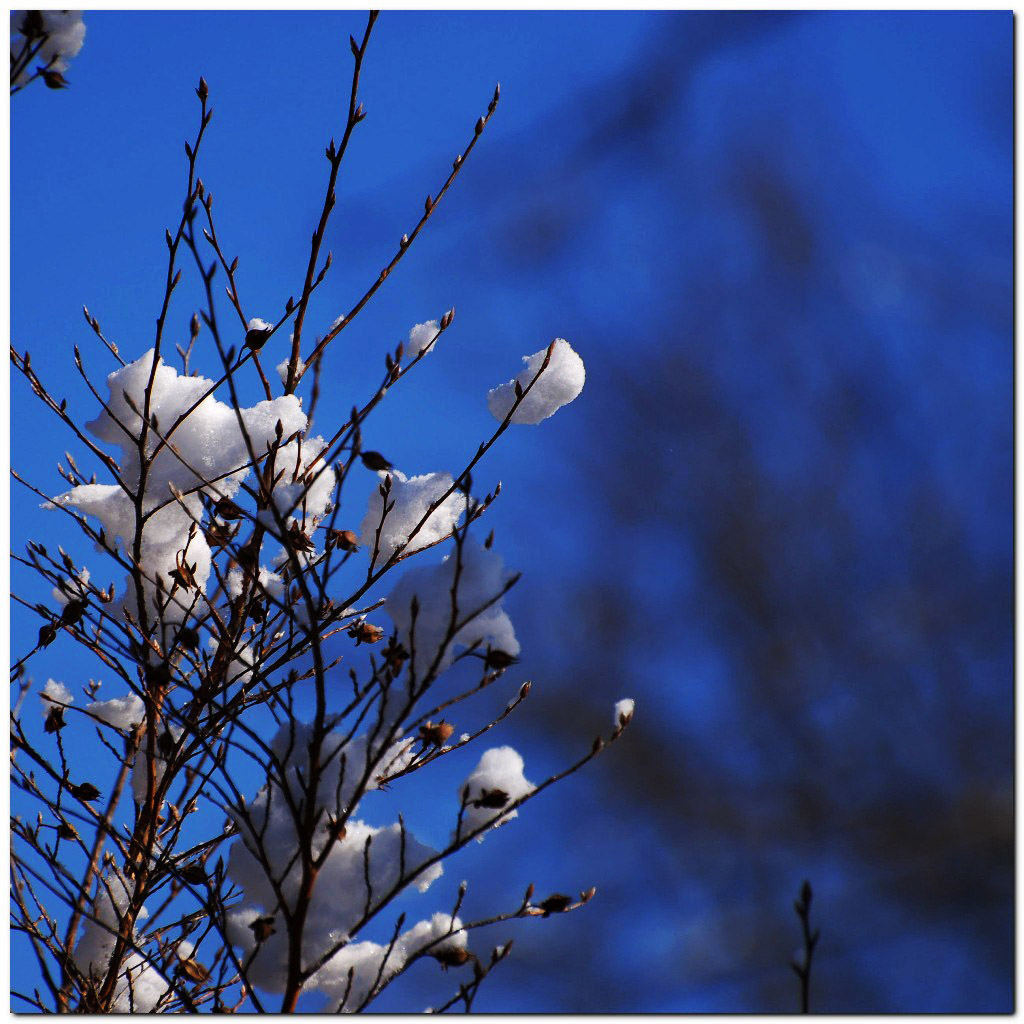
86,693 -> 144,731
41,679 -> 73,712
408,320 -> 440,356
275,355 -> 304,385
264,435 -> 335,538
385,543 -> 519,674
614,698 -> 635,726
359,469 -> 463,565
48,349 -> 309,627
224,720 -> 448,1005
487,339 -> 585,425
247,317 -> 273,333
73,870 -> 169,1012
459,746 -> 534,839
10,11 -> 86,84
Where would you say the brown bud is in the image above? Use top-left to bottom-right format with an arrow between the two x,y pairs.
538,893 -> 573,917
433,947 -> 473,971
244,327 -> 272,351
179,862 -> 207,885
483,649 -> 518,670
214,498 -> 244,521
475,117 -> 485,135
348,621 -> 384,645
60,600 -> 86,626
249,916 -> 276,943
38,622 -> 58,648
285,521 -> 316,553
176,626 -> 200,651
70,782 -> 101,802
360,451 -> 392,472
473,788 -> 509,809
196,77 -> 209,102
327,529 -> 359,553
580,886 -> 597,904
41,68 -> 69,90
44,706 -> 66,733
419,721 -> 455,747
58,822 -> 79,841
178,957 -> 210,984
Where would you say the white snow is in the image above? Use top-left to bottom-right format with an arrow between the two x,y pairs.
86,693 -> 144,730
359,469 -> 463,565
48,349 -> 313,628
40,679 -> 73,712
614,698 -> 635,726
384,543 -> 520,674
408,320 -> 440,356
487,339 -> 585,425
458,746 -> 534,839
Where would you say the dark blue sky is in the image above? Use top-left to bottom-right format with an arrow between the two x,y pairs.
11,11 -> 1012,1013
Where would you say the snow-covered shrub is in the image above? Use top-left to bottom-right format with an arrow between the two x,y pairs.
10,15 -> 632,1014
10,10 -> 86,92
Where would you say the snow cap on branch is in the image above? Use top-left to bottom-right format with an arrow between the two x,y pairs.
460,745 -> 535,839
10,11 -> 86,84
385,542 -> 520,673
359,469 -> 463,564
408,319 -> 441,356
487,338 -> 585,425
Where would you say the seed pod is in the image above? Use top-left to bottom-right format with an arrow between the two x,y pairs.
360,451 -> 392,472
44,706 -> 66,734
473,788 -> 509,809
70,782 -> 101,802
419,721 -> 455,747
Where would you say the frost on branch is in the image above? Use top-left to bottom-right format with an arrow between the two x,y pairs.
385,542 -> 520,673
359,469 -> 464,564
488,338 -> 585,425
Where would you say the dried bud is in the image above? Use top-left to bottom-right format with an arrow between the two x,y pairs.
179,862 -> 207,885
440,308 -> 455,330
419,721 -> 455,747
244,326 -> 272,351
214,497 -> 244,521
38,622 -> 57,648
484,648 -> 518,671
190,313 -> 200,338
326,529 -> 359,553
475,117 -> 485,135
400,233 -> 409,248
70,782 -> 101,802
178,958 -> 210,984
424,194 -> 433,215
580,886 -> 597,904
249,916 -> 276,943
285,521 -> 316,553
197,77 -> 209,102
433,947 -> 473,971
538,893 -> 573,917
169,552 -> 198,591
473,788 -> 509,809
176,625 -> 200,651
58,822 -> 79,841
19,11 -> 44,38
44,706 -> 66,733
348,621 -> 384,645
360,451 -> 392,472
41,68 -> 69,90
60,600 -> 86,626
